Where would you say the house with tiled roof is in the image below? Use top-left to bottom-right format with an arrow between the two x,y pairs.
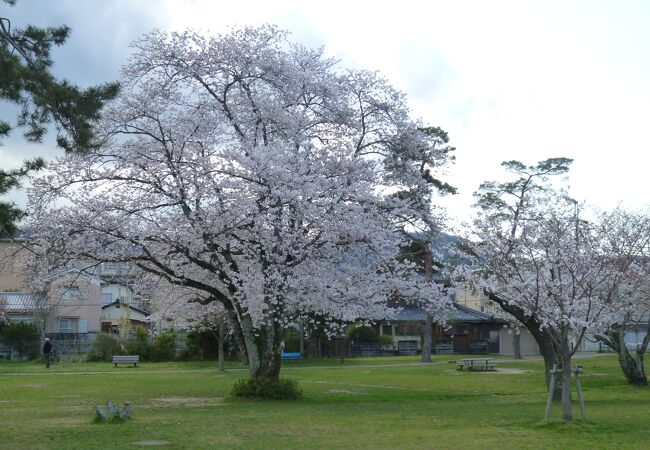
0,291 -> 48,324
0,238 -> 105,355
372,301 -> 503,356
101,300 -> 151,334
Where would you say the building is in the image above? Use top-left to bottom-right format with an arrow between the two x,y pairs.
0,238 -> 155,356
101,301 -> 151,334
0,238 -> 103,335
453,287 -> 541,356
374,303 -> 503,355
454,287 -> 498,314
0,237 -> 29,291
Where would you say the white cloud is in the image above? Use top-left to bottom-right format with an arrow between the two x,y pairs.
2,0 -> 650,220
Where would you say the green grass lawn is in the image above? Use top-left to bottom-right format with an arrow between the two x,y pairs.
1,353 -> 649,449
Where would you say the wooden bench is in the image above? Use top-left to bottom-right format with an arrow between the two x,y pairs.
112,355 -> 139,367
435,341 -> 453,354
456,361 -> 466,370
469,340 -> 489,354
280,352 -> 302,360
397,340 -> 419,356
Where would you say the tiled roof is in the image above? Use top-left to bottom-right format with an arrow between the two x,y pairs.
0,292 -> 48,312
452,303 -> 495,321
384,303 -> 495,322
101,300 -> 151,317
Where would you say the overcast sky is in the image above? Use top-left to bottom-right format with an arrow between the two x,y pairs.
2,0 -> 649,223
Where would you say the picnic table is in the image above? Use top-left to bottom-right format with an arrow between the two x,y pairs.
456,357 -> 496,371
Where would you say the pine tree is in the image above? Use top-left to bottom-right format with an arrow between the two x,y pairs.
0,0 -> 118,235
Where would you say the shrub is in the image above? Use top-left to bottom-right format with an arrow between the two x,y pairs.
378,334 -> 394,347
1,321 -> 38,359
347,325 -> 377,343
126,326 -> 151,360
185,329 -> 218,360
151,329 -> 176,361
86,350 -> 105,362
232,377 -> 302,400
283,327 -> 300,352
88,333 -> 121,361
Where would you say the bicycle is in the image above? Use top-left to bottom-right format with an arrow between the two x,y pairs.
44,348 -> 59,368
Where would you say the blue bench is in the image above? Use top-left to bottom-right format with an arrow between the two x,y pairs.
281,352 -> 302,360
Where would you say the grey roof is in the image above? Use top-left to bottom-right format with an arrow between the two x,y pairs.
101,300 -> 151,317
384,303 -> 495,323
451,303 -> 495,321
0,292 -> 48,312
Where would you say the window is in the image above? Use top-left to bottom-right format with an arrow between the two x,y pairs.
394,324 -> 422,336
9,316 -> 34,324
394,325 -> 410,336
381,324 -> 393,336
100,262 -> 130,275
450,324 -> 469,335
60,287 -> 80,301
59,318 -> 76,333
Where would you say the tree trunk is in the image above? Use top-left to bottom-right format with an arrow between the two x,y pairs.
605,325 -> 648,386
512,331 -> 522,360
618,346 -> 647,386
633,350 -> 648,385
299,321 -> 305,356
421,314 -> 433,363
537,328 -> 563,402
421,239 -> 433,363
485,291 -> 561,400
558,340 -> 573,421
239,314 -> 283,380
217,323 -> 225,372
229,311 -> 249,364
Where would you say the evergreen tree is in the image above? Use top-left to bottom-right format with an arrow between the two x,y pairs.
0,0 -> 119,235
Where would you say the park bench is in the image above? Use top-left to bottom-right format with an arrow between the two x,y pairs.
350,341 -> 381,356
435,341 -> 453,354
280,352 -> 302,360
397,340 -> 419,356
469,340 -> 489,354
112,355 -> 139,367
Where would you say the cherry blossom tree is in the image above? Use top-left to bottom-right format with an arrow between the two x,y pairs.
462,158 -> 645,421
0,303 -> 6,328
591,210 -> 650,386
463,158 -> 572,398
27,26 -> 453,384
149,282 -> 233,370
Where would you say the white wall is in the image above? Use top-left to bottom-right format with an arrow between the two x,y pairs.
101,283 -> 134,306
579,330 -> 649,352
499,328 -> 540,356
